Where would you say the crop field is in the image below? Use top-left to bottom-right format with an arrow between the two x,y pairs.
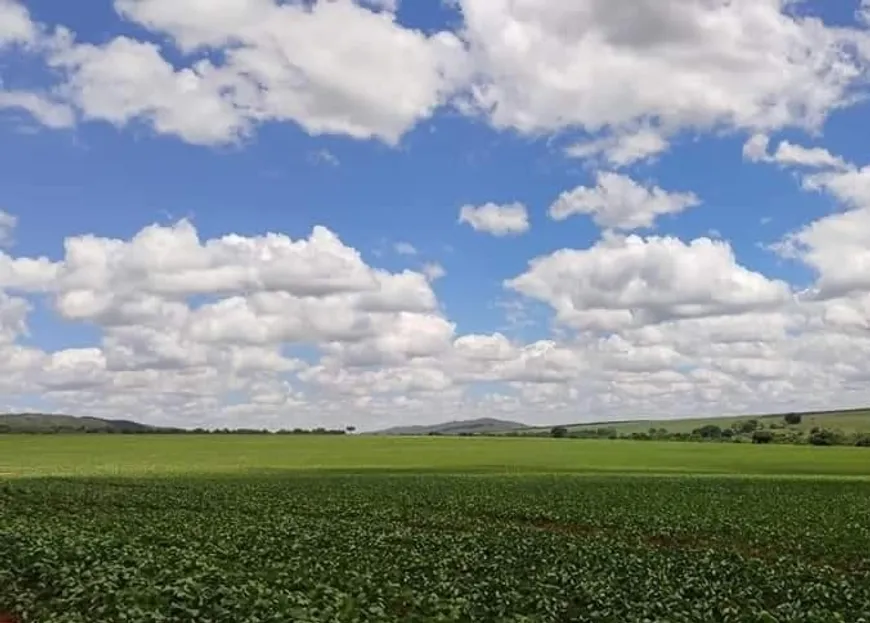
3,434 -> 870,478
2,436 -> 870,622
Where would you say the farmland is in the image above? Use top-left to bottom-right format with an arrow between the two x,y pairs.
517,407 -> 870,437
2,436 -> 870,621
3,434 -> 870,478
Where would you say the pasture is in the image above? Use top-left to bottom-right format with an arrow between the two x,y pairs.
2,434 -> 870,478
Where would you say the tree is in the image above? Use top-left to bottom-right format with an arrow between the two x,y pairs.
752,430 -> 774,444
550,426 -> 569,439
739,419 -> 760,434
692,424 -> 722,440
783,412 -> 802,425
345,426 -> 356,434
809,429 -> 839,446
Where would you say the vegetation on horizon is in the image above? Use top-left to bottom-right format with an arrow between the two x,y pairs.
541,413 -> 870,447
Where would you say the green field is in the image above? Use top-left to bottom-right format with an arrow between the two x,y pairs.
2,436 -> 870,622
2,434 -> 870,478
520,407 -> 870,436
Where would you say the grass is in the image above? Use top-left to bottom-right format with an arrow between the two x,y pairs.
518,407 -> 870,436
2,434 -> 870,478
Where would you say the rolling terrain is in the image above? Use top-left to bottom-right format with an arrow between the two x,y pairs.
0,413 -> 157,434
371,417 -> 526,436
515,407 -> 870,436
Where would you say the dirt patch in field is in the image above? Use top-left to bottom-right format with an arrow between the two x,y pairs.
510,517 -> 867,574
525,518 -> 601,537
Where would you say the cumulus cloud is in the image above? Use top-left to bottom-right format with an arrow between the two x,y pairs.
548,172 -> 700,231
422,262 -> 446,281
506,233 -> 792,332
460,0 -> 870,139
750,140 -> 870,303
0,91 -> 75,128
0,210 -> 16,248
0,0 -> 36,47
39,0 -> 468,145
564,128 -> 669,167
458,201 -> 529,236
5,0 -> 869,154
743,134 -> 848,169
776,164 -> 870,302
3,214 -> 870,429
7,2 -> 870,430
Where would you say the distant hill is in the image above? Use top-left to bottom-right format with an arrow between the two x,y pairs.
0,413 -> 156,434
515,407 -> 870,436
373,417 -> 527,436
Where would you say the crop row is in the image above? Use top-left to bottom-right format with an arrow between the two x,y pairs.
2,475 -> 869,622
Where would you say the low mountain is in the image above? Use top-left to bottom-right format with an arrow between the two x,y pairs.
373,417 -> 527,436
0,413 -> 156,434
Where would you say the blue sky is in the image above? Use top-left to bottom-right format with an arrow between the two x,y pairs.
2,0 -> 870,430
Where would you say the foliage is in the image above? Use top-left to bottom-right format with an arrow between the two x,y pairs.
809,428 -> 841,446
1,475 -> 870,622
738,419 -> 761,434
550,426 -> 568,438
752,430 -> 774,444
692,424 -> 722,439
784,412 -> 803,425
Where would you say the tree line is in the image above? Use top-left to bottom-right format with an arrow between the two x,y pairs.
542,413 -> 870,447
0,425 -> 356,435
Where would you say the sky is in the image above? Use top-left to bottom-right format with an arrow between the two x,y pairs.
2,0 -> 870,431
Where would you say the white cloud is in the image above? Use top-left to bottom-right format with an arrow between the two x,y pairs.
743,134 -> 771,163
45,0 -> 468,145
460,0 -> 869,142
746,140 -> 870,313
0,210 -> 16,248
0,91 -> 75,128
506,233 -> 792,332
779,204 -> 870,301
564,128 -> 669,167
7,0 -> 868,155
0,0 -> 36,47
49,37 -> 251,146
743,134 -> 848,169
422,262 -> 446,281
9,3 -> 870,430
0,291 -> 29,345
393,241 -> 417,256
308,149 -> 340,167
359,0 -> 399,12
802,165 -> 870,209
458,201 -> 529,236
548,172 -> 700,230
4,212 -> 870,430
774,141 -> 849,170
